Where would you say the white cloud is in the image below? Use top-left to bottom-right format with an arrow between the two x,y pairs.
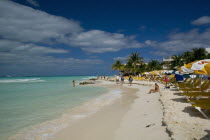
68,30 -> 144,53
192,16 -> 210,25
0,0 -> 83,43
0,39 -> 103,75
0,39 -> 68,54
26,0 -> 39,7
148,28 -> 210,56
145,40 -> 157,46
0,0 -> 144,53
0,52 -> 103,76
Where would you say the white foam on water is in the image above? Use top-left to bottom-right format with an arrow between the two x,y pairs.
9,89 -> 122,140
0,78 -> 45,83
82,76 -> 97,80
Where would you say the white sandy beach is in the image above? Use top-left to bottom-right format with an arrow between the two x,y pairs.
49,80 -> 170,140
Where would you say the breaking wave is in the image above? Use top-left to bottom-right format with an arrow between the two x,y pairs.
0,78 -> 45,83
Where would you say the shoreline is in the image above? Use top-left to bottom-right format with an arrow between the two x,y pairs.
49,80 -> 170,140
9,79 -> 210,140
9,80 -> 136,140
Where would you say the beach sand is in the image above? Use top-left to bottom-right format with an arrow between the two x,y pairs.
49,80 -> 170,140
160,85 -> 210,140
15,79 -> 210,140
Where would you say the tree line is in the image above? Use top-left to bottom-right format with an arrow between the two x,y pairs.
112,48 -> 210,75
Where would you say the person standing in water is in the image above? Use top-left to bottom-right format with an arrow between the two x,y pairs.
72,80 -> 75,87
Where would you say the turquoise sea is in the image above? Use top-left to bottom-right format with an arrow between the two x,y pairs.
0,76 -> 117,140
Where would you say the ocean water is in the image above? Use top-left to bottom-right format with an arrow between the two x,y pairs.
0,76 -> 120,140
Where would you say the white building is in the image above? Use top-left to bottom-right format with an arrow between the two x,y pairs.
162,57 -> 173,69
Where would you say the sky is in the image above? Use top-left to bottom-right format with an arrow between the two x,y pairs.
0,0 -> 210,76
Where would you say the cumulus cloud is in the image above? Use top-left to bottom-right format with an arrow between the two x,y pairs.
148,28 -> 210,56
68,30 -> 143,53
192,16 -> 210,25
145,40 -> 157,46
0,39 -> 68,54
26,0 -> 39,7
0,0 -> 143,53
0,0 -> 145,75
0,39 -> 103,76
0,52 -> 103,76
0,0 -> 83,43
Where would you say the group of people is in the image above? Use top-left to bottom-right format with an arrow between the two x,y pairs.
116,75 -> 133,86
115,75 -> 160,94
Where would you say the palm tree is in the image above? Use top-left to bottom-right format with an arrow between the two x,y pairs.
147,60 -> 161,71
135,63 -> 147,74
182,51 -> 193,64
127,52 -> 143,75
170,55 -> 184,69
191,48 -> 208,61
112,60 -> 123,74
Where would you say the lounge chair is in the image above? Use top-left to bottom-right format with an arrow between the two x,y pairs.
182,91 -> 210,99
179,79 -> 201,90
191,101 -> 210,119
179,81 -> 210,92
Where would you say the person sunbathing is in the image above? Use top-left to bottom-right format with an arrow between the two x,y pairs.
148,83 -> 159,94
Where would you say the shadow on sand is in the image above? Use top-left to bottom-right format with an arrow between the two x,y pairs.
171,98 -> 188,103
182,106 -> 206,119
200,130 -> 210,140
173,92 -> 183,96
170,88 -> 180,91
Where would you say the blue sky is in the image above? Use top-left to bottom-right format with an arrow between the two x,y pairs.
0,0 -> 210,76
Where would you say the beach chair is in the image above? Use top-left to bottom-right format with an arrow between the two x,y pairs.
191,101 -> 210,119
179,80 -> 210,92
179,79 -> 202,90
178,78 -> 199,89
188,98 -> 210,104
177,78 -> 192,88
182,91 -> 210,99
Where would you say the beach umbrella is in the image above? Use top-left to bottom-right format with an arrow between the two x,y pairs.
143,72 -> 149,75
178,66 -> 194,73
161,70 -> 168,74
204,63 -> 210,75
151,71 -> 158,75
179,59 -> 210,75
166,70 -> 174,74
190,59 -> 210,75
157,70 -> 162,74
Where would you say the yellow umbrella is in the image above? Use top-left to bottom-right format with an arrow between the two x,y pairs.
178,66 -> 194,73
181,59 -> 210,75
191,59 -> 210,75
204,63 -> 210,75
142,72 -> 149,75
152,71 -> 157,75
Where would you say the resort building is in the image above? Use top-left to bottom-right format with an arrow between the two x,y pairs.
162,57 -> 173,69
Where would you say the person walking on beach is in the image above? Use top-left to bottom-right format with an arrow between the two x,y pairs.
164,75 -> 169,88
116,75 -> 120,84
121,76 -> 124,83
148,83 -> 159,94
128,76 -> 133,86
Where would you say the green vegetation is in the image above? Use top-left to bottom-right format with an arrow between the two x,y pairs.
112,48 -> 210,75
